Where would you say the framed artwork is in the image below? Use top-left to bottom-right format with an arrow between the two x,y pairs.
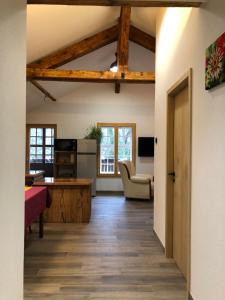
205,32 -> 225,90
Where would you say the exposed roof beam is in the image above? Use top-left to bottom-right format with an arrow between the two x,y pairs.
28,24 -> 155,71
130,25 -> 155,52
117,6 -> 131,72
115,81 -> 121,93
30,80 -> 57,101
27,68 -> 155,83
28,25 -> 118,69
27,0 -> 204,7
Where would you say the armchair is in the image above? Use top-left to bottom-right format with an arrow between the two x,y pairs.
118,160 -> 153,200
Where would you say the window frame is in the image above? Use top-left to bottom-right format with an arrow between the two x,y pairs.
26,124 -> 57,171
97,123 -> 136,178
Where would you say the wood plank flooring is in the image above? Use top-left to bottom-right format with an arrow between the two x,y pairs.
24,196 -> 186,299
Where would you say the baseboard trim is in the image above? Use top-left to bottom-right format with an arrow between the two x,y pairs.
153,229 -> 165,252
96,191 -> 124,196
188,292 -> 194,300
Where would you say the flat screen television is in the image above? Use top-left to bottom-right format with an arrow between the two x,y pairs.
54,139 -> 77,151
138,137 -> 154,157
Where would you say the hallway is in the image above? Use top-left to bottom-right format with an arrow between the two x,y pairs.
24,196 -> 186,299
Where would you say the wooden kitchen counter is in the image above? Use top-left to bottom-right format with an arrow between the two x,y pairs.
25,170 -> 45,186
33,177 -> 92,223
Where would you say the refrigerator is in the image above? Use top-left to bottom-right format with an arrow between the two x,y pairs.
77,139 -> 97,196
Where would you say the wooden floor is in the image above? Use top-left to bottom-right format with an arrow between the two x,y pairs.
24,196 -> 186,300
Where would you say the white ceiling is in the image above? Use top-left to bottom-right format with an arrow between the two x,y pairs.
27,6 -> 159,62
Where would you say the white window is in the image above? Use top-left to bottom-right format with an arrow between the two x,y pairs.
98,123 -> 136,177
26,124 -> 56,165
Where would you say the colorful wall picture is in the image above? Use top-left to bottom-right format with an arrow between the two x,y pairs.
205,32 -> 225,90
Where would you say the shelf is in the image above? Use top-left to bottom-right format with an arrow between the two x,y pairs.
55,163 -> 76,166
55,150 -> 75,153
54,147 -> 77,178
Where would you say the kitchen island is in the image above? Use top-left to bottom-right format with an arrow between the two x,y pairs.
33,177 -> 92,223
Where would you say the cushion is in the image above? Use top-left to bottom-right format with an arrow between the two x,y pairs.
130,175 -> 150,184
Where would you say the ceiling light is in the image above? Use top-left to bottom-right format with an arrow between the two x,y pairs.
110,61 -> 118,72
110,52 -> 118,73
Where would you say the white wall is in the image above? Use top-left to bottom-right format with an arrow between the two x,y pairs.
27,42 -> 155,191
0,1 -> 26,300
154,3 -> 225,300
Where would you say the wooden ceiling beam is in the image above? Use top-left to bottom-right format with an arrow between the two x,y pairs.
27,68 -> 155,83
115,81 -> 121,93
130,25 -> 155,53
28,24 -> 156,71
28,25 -> 118,69
30,80 -> 57,101
27,1 -> 204,8
117,6 -> 131,72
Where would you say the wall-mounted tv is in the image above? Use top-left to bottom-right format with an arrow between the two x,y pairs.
138,137 -> 154,157
54,139 -> 77,151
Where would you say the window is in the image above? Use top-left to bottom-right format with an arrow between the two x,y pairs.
97,123 -> 136,177
26,124 -> 57,166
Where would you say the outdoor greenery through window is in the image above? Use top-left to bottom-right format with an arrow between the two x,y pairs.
27,125 -> 56,164
98,123 -> 136,176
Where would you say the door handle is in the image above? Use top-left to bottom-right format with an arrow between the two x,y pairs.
168,172 -> 175,182
168,172 -> 175,176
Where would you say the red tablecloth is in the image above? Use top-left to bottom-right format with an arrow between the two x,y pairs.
25,187 -> 51,228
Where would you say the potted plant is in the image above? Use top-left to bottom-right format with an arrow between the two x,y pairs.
85,125 -> 103,145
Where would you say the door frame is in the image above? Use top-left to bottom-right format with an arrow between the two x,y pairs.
165,69 -> 192,294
